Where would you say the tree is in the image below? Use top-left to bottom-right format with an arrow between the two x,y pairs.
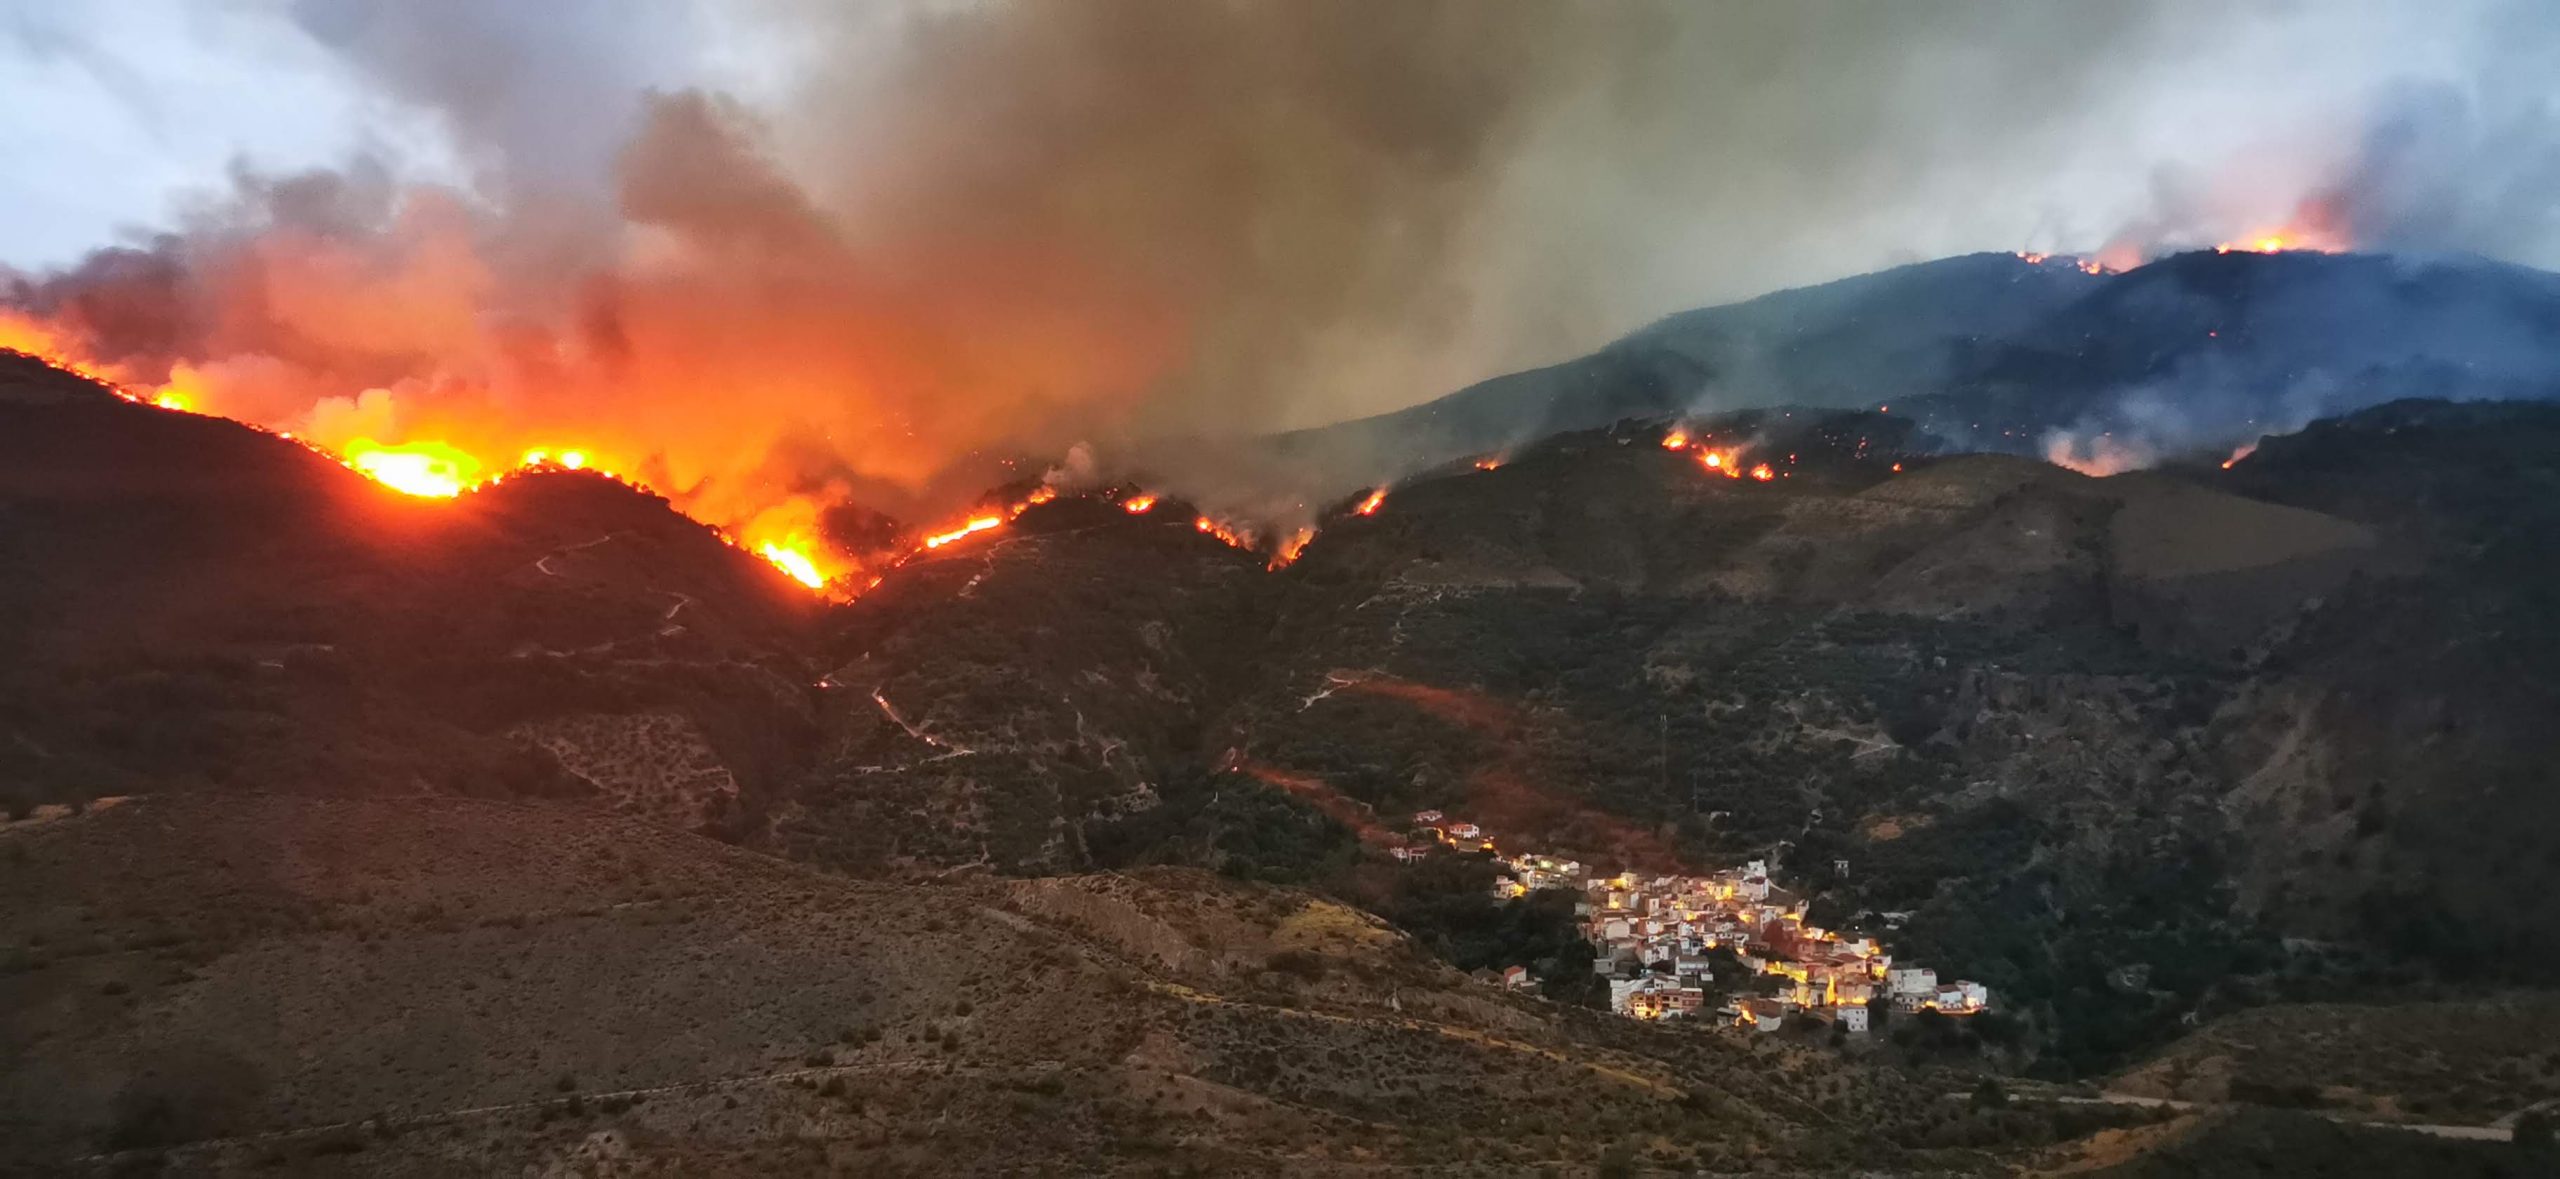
1970,1077 -> 2008,1110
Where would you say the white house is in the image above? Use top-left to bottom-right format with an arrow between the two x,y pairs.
1886,967 -> 1937,996
1839,1005 -> 1870,1033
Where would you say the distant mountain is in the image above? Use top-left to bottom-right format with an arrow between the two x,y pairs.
1265,249 -> 2560,487
1263,250 -> 2103,483
1906,249 -> 2560,450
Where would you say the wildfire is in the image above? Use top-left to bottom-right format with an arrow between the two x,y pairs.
1194,515 -> 1257,552
2212,219 -> 2349,256
2220,441 -> 2258,470
344,439 -> 482,499
1662,425 -> 1765,481
520,447 -> 591,471
1268,526 -> 1316,570
758,542 -> 828,589
923,514 -> 1006,549
2016,251 -> 2110,275
5,316 -> 1356,598
1473,456 -> 1503,471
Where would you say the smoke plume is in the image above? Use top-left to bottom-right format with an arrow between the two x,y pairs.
5,0 -> 2559,560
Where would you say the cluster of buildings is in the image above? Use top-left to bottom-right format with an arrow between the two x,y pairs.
1407,810 -> 1990,1034
1395,810 -> 1494,859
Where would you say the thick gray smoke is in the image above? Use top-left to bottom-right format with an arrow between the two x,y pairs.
6,0 -> 2560,535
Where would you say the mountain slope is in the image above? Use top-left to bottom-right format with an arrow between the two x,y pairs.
1260,251 -> 2101,485
0,353 -> 823,828
5,791 -> 2046,1173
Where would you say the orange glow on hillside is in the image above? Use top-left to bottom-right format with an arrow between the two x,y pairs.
758,542 -> 827,588
1194,515 -> 1256,552
2213,210 -> 2350,255
923,514 -> 1006,549
1661,430 -> 1690,450
1748,463 -> 1775,482
1122,494 -> 1158,514
1353,487 -> 1387,516
345,439 -> 482,498
2016,251 -> 2111,275
1268,526 -> 1316,570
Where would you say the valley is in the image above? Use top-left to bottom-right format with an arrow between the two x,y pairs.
6,247 -> 2560,1174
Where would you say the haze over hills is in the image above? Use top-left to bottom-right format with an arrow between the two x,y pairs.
1266,248 -> 2560,491
6,249 -> 2560,1173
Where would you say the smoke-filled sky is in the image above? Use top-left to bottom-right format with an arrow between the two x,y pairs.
2,0 -> 2556,559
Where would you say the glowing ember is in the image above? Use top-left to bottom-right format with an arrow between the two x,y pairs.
758,542 -> 827,588
1122,494 -> 1158,514
1353,488 -> 1388,516
345,439 -> 482,498
923,515 -> 1006,549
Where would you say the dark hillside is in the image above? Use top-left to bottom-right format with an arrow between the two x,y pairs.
0,364 -> 822,828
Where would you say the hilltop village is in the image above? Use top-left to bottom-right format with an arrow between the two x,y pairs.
1401,811 -> 1989,1033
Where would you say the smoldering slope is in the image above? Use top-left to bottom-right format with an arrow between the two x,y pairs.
4,0 -> 2558,556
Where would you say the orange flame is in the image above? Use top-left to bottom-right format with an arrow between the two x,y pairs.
1661,429 -> 1690,450
2213,210 -> 2350,255
2017,251 -> 2111,276
923,514 -> 1006,549
1268,526 -> 1316,570
1748,463 -> 1775,482
758,542 -> 827,588
1122,494 -> 1158,514
1353,487 -> 1388,516
344,439 -> 481,498
1194,515 -> 1257,552
1472,456 -> 1503,471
